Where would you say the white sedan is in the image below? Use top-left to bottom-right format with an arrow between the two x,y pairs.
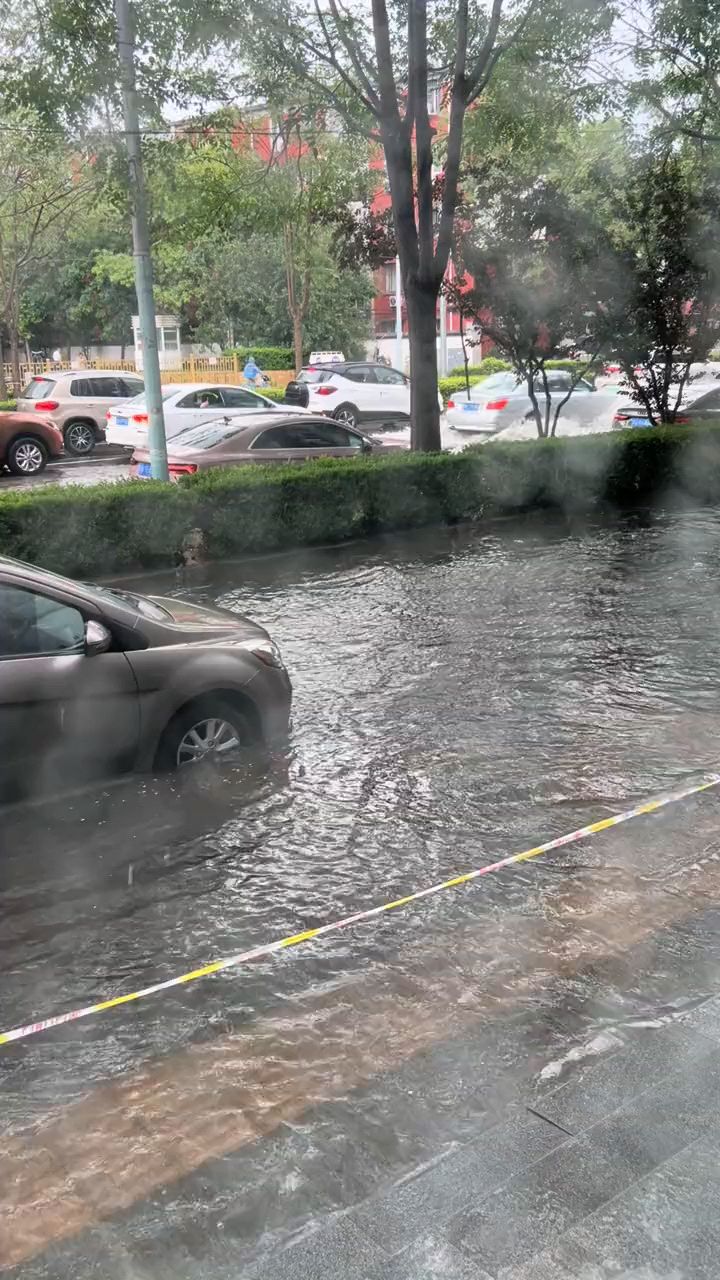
447,371 -> 621,435
105,382 -> 309,450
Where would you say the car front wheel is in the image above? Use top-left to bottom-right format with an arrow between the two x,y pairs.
64,420 -> 97,456
155,698 -> 253,770
333,403 -> 360,429
6,436 -> 48,475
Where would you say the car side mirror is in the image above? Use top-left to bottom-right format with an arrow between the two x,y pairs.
85,619 -> 112,656
361,437 -> 373,454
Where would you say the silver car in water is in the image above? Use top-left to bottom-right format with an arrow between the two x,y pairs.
446,370 -> 611,435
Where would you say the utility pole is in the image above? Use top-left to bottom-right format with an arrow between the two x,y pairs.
115,0 -> 168,481
394,254 -> 403,372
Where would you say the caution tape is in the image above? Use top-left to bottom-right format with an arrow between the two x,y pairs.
2,773 -> 719,1049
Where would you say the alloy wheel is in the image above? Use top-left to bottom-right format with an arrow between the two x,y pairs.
14,442 -> 44,473
66,423 -> 95,454
176,717 -> 242,767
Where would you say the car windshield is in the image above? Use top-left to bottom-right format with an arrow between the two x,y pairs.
469,372 -> 520,399
81,583 -> 173,621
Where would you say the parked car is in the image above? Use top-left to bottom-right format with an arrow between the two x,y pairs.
0,555 -> 292,799
447,371 -> 615,434
612,382 -> 720,429
130,413 -> 408,479
292,360 -> 443,429
0,411 -> 64,476
16,370 -> 145,456
106,382 -> 310,451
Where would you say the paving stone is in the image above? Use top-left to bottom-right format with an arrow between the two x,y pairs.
563,1133 -> 720,1280
285,1078 -> 444,1205
243,1213 -> 380,1280
680,993 -> 720,1042
362,1235 -> 493,1280
531,1024 -> 717,1135
581,1047 -> 720,1181
354,1111 -> 568,1257
445,1136 -> 622,1274
372,1009 -> 592,1145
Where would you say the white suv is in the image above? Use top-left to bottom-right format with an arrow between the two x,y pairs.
297,361 -> 441,428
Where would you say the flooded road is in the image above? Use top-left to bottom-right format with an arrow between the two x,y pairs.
3,507 -> 720,1275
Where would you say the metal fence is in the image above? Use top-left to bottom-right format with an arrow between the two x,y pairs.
3,358 -> 295,394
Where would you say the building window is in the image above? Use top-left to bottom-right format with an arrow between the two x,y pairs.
382,263 -> 397,294
427,83 -> 442,114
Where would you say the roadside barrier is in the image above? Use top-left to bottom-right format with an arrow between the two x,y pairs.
2,773 -> 719,1048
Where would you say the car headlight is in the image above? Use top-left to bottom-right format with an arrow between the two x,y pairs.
253,641 -> 285,669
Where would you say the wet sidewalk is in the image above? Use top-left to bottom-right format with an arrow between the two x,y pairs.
5,880 -> 720,1279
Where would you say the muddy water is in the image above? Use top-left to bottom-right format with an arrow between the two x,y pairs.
3,508 -> 720,1140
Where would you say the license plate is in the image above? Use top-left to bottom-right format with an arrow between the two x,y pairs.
629,416 -> 651,428
138,462 -> 151,477
115,415 -> 128,426
462,402 -> 478,412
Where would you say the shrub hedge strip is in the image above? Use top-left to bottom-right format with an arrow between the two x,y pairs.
2,423 -> 720,579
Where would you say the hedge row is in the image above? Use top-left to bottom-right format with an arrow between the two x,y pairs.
0,399 -> 16,411
2,423 -> 720,579
225,346 -> 294,370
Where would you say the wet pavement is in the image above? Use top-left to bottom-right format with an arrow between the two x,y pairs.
3,508 -> 720,1276
0,445 -> 128,490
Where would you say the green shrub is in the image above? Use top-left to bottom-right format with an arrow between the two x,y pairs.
224,346 -> 294,370
259,387 -> 286,403
0,399 -> 16,411
2,423 -> 720,579
439,374 -> 487,403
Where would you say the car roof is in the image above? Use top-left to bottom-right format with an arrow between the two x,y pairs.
57,368 -> 141,378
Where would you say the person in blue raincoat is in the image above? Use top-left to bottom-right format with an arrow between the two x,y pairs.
243,354 -> 261,386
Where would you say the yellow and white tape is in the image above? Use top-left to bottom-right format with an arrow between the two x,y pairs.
2,773 -> 718,1048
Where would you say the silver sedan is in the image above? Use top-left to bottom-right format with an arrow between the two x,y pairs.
447,371 -> 614,436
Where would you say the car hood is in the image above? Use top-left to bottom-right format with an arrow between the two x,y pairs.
146,595 -> 271,643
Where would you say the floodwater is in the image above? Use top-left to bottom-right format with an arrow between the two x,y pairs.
4,507 -> 720,1273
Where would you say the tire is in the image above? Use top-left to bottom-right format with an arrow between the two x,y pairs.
155,697 -> 253,771
333,403 -> 360,429
6,436 -> 48,476
64,420 -> 97,456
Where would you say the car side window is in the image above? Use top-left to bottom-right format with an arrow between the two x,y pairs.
374,367 -> 405,385
344,365 -> 378,383
289,422 -> 358,448
177,389 -> 223,408
0,585 -> 85,658
546,374 -> 572,392
221,387 -> 264,408
70,379 -> 92,397
121,378 -> 145,397
89,377 -> 125,397
251,427 -> 296,449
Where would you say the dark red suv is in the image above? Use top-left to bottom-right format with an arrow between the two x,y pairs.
0,411 -> 64,476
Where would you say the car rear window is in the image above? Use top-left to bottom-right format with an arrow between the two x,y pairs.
171,421 -> 246,450
297,370 -> 333,384
21,378 -> 56,400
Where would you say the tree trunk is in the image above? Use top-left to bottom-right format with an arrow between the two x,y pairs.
292,310 -> 303,375
10,325 -> 21,396
406,281 -> 441,450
